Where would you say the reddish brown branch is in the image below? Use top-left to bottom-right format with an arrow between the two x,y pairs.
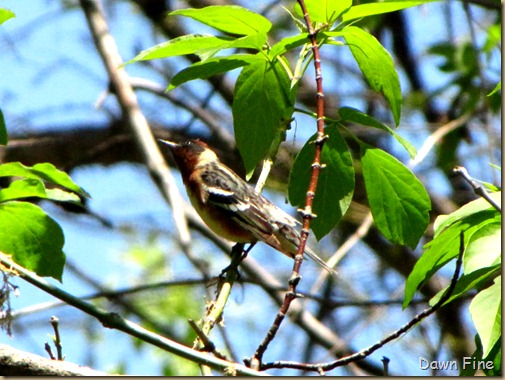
248,0 -> 328,368
261,233 -> 465,373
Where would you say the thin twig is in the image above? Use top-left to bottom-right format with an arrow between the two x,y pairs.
0,253 -> 267,377
193,244 -> 246,374
453,166 -> 501,212
261,232 -> 465,372
49,316 -> 63,361
44,342 -> 55,361
127,77 -> 234,146
408,112 -> 472,169
381,356 -> 390,376
78,0 -> 195,270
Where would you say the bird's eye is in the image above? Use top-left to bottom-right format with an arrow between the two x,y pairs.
183,141 -> 193,148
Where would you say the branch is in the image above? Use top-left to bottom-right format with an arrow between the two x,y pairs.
0,253 -> 267,377
262,232 -> 465,373
408,112 -> 472,169
249,0 -> 328,367
0,344 -> 109,376
453,166 -> 501,212
78,0 -> 195,265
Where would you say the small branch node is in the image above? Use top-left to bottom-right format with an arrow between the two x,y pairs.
298,208 -> 317,219
311,162 -> 326,169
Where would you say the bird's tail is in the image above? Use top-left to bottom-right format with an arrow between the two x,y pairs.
304,245 -> 338,277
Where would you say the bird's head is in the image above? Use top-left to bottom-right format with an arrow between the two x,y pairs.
159,139 -> 218,177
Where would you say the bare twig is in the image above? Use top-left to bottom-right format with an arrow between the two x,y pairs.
261,232 -> 465,372
49,316 -> 63,361
193,243 -> 246,374
408,112 -> 472,169
381,356 -> 390,376
78,0 -> 195,270
43,342 -> 55,361
128,77 -> 234,146
0,253 -> 267,377
453,166 -> 501,212
0,343 -> 110,376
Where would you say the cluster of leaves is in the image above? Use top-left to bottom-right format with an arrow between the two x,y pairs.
126,0 -> 433,248
404,190 -> 501,375
0,161 -> 89,281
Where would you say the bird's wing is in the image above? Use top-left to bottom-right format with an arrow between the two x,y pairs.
199,164 -> 336,275
199,164 -> 275,236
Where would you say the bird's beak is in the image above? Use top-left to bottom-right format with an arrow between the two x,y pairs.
158,139 -> 179,149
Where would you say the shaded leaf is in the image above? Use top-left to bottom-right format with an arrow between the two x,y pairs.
0,178 -> 81,203
289,125 -> 354,240
269,34 -> 309,58
0,108 -> 6,145
429,264 -> 500,307
338,107 -> 416,158
168,54 -> 262,91
233,59 -> 295,174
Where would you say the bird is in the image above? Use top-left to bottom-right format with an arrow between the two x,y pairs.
159,139 -> 334,274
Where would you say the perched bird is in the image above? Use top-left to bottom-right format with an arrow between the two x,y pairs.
160,139 -> 334,274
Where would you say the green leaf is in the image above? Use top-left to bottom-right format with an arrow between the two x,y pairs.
464,220 -> 501,274
361,146 -> 430,248
403,210 -> 498,307
0,178 -> 81,203
434,191 -> 501,236
170,6 -> 272,36
125,34 -> 268,65
0,108 -> 7,145
461,335 -> 502,376
487,81 -> 501,97
338,107 -> 416,158
269,34 -> 310,58
0,8 -> 15,25
342,26 -> 402,126
294,0 -> 352,24
167,54 -> 261,91
195,33 -> 268,61
124,35 -> 234,64
342,1 -> 437,23
431,265 -> 501,307
233,59 -> 295,174
0,201 -> 65,281
289,125 -> 355,240
469,276 -> 501,358
0,162 -> 89,198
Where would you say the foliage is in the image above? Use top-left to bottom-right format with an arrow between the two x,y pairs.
0,162 -> 88,281
404,190 -> 501,374
127,1 -> 435,248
